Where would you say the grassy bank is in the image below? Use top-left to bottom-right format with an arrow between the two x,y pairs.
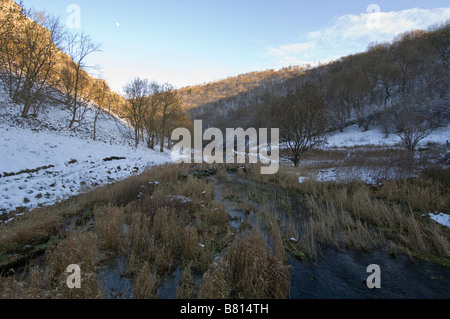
0,161 -> 449,299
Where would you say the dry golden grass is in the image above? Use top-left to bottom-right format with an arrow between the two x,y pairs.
174,175 -> 216,203
45,230 -> 100,277
0,266 -> 51,299
134,262 -> 159,299
244,161 -> 450,261
176,262 -> 197,299
153,208 -> 185,255
197,260 -> 232,299
183,226 -> 199,260
0,164 -> 189,256
295,179 -> 450,259
8,230 -> 104,299
127,211 -> 152,261
377,177 -> 449,213
1,163 -> 230,298
226,228 -> 290,299
3,158 -> 448,299
94,205 -> 127,254
0,206 -> 62,253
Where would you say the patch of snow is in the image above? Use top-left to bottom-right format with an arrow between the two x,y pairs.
294,123 -> 449,185
428,212 -> 450,228
323,124 -> 450,149
167,195 -> 192,203
298,176 -> 307,184
0,86 -> 172,215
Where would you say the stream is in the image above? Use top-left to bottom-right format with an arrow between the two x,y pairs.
96,171 -> 450,299
212,173 -> 450,299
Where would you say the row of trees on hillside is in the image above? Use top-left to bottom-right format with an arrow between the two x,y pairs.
323,26 -> 449,135
189,23 -> 449,166
0,2 -> 191,151
0,3 -> 64,117
121,78 -> 191,152
177,66 -> 307,110
0,2 -> 122,132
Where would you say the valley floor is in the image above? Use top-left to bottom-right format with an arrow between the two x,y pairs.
0,162 -> 449,299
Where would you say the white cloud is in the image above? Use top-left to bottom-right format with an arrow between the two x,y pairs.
267,7 -> 450,66
268,42 -> 316,57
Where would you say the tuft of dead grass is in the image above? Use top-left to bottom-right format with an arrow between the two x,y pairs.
198,260 -> 232,299
94,205 -> 127,254
377,177 -> 449,213
225,228 -> 290,299
134,262 -> 159,299
176,262 -> 197,299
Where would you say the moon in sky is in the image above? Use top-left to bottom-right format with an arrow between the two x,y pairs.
116,22 -> 120,27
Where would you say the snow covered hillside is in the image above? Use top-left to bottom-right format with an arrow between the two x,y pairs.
323,124 -> 450,149
0,88 -> 172,217
291,123 -> 450,186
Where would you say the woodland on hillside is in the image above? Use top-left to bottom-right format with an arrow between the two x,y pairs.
189,23 -> 450,153
0,0 -> 187,151
0,1 -> 124,117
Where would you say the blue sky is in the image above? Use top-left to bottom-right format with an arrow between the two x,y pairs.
19,0 -> 450,93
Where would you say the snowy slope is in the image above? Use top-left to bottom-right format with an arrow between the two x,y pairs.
323,124 -> 450,149
0,88 -> 172,216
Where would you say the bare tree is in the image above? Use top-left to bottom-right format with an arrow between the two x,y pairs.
0,1 -> 20,97
123,77 -> 151,148
154,83 -> 183,152
326,70 -> 353,132
0,6 -> 65,117
65,31 -> 102,129
59,65 -> 76,109
429,21 -> 450,70
391,95 -> 448,152
271,82 -> 327,167
392,31 -> 425,97
143,82 -> 162,149
90,79 -> 110,141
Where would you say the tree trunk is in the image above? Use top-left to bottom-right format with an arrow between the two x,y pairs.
69,108 -> 77,129
93,112 -> 99,141
160,121 -> 166,153
134,127 -> 139,148
21,99 -> 32,118
70,66 -> 81,129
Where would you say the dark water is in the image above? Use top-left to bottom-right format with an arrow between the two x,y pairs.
157,267 -> 182,299
97,173 -> 450,300
97,241 -> 450,300
213,174 -> 450,300
289,249 -> 450,299
98,256 -> 134,299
